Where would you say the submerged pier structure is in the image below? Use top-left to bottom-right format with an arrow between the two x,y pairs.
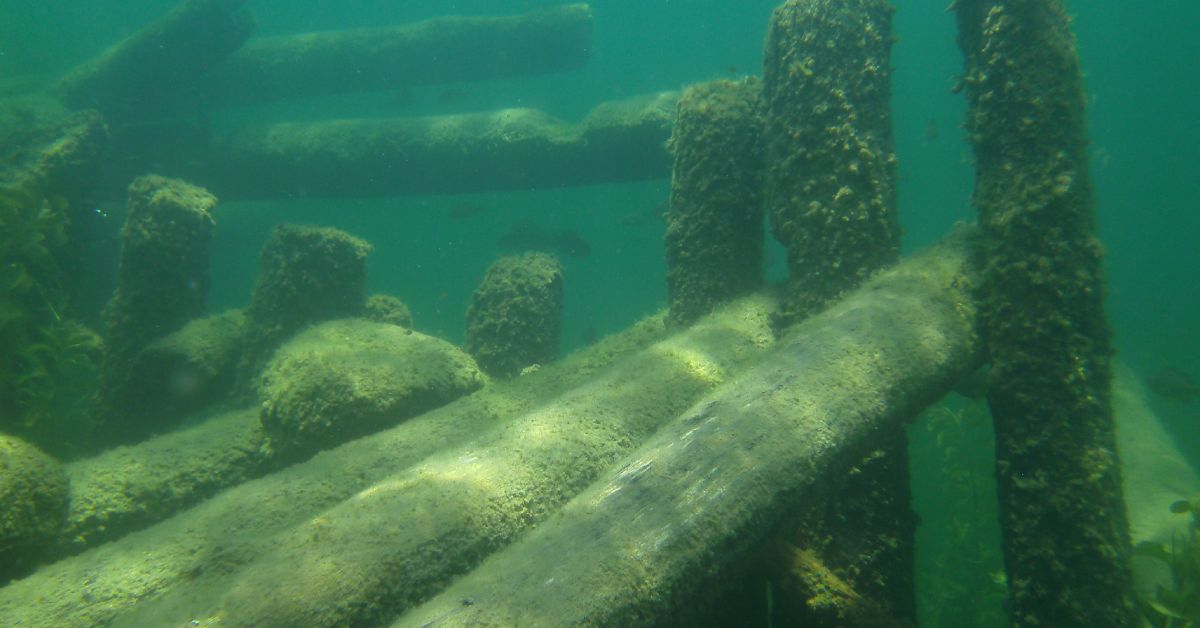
0,0 -> 1145,625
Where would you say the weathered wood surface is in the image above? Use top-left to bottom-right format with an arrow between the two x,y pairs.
205,91 -> 678,200
397,229 -> 981,627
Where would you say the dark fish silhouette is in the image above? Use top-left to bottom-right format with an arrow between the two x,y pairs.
924,119 -> 939,142
1147,367 -> 1200,403
496,220 -> 592,259
445,201 -> 489,220
437,87 -> 470,106
388,87 -> 416,109
617,199 -> 667,227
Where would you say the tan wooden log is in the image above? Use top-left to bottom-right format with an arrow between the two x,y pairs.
205,91 -> 678,200
202,4 -> 592,109
395,229 -> 981,627
56,0 -> 254,118
0,298 -> 765,628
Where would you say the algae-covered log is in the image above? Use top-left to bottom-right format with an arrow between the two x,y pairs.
396,230 -> 980,628
125,309 -> 245,421
762,0 -> 900,323
202,4 -> 592,108
0,105 -> 108,203
206,91 -> 678,199
56,0 -> 254,118
260,319 -> 483,463
127,296 -> 776,628
59,408 -> 265,555
0,434 -> 68,585
0,310 -> 672,628
955,1 -> 1137,625
665,78 -> 765,327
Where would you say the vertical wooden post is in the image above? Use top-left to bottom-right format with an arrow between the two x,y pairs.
954,1 -> 1138,624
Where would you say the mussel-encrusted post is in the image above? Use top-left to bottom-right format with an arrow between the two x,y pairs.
954,0 -> 1137,624
762,0 -> 900,325
664,78 -> 765,327
234,225 -> 371,395
465,252 -> 564,378
96,175 -> 217,444
761,2 -> 912,622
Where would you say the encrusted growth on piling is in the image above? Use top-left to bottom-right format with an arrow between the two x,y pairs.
465,252 -> 564,379
762,0 -> 900,324
665,78 -> 765,327
955,0 -> 1137,625
234,224 -> 372,394
96,175 -> 217,443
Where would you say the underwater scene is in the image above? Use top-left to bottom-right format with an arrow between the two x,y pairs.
0,0 -> 1196,626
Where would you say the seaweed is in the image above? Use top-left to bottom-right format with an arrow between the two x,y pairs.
1137,496 -> 1200,627
0,188 -> 101,458
913,398 -> 1008,628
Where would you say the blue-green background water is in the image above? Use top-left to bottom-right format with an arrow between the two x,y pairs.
2,1 -> 1197,625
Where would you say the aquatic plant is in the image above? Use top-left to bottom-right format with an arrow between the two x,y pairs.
912,398 -> 1008,628
0,190 -> 101,457
1137,496 -> 1200,626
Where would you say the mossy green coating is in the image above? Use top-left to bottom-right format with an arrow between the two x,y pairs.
465,253 -> 563,379
97,175 -> 217,443
235,224 -> 371,393
665,78 -> 765,327
955,1 -> 1137,625
127,309 -> 246,421
198,295 -> 775,628
0,433 -> 68,584
60,408 -> 265,554
364,294 -> 413,329
765,431 -> 916,626
0,308 -> 672,628
762,0 -> 900,324
55,0 -> 254,118
209,91 -> 678,200
259,319 -> 483,463
0,104 -> 107,204
395,231 -> 980,628
202,4 -> 590,109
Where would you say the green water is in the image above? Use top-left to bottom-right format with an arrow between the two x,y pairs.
1,1 -> 1196,625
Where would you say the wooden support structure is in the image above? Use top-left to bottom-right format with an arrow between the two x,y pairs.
200,4 -> 593,109
56,0 -> 254,118
56,3 -> 591,119
0,231 -> 981,628
203,92 -> 678,199
955,1 -> 1138,624
395,230 -> 980,627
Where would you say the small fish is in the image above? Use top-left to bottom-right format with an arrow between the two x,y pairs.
1146,367 -> 1200,403
924,118 -> 939,143
548,229 -> 592,258
388,87 -> 416,109
496,220 -> 592,259
618,199 -> 668,227
437,87 -> 469,106
445,201 -> 489,220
